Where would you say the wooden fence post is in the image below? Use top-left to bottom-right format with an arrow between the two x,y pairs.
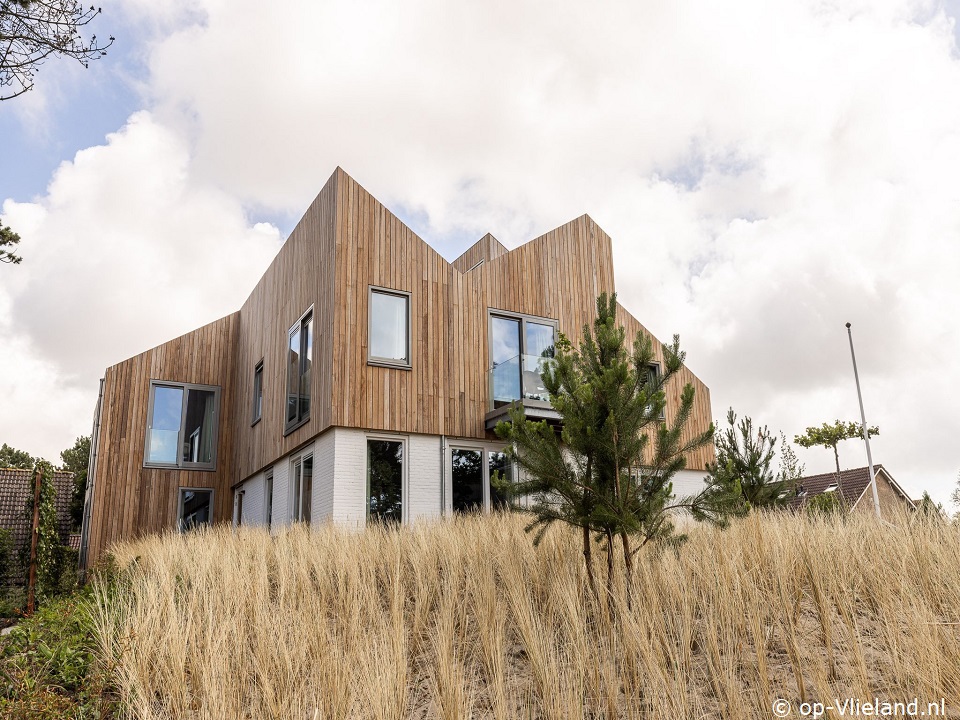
25,466 -> 42,616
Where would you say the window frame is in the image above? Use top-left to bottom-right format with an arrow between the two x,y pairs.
264,468 -> 274,531
291,453 -> 313,524
365,433 -> 408,524
251,359 -> 264,426
284,307 -> 314,436
444,441 -> 516,516
233,489 -> 244,527
143,380 -> 221,471
487,309 -> 559,408
367,286 -> 412,369
645,361 -> 666,420
177,487 -> 214,532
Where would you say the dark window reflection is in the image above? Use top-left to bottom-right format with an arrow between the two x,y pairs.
452,448 -> 483,513
368,440 -> 403,523
179,489 -> 212,531
489,451 -> 512,510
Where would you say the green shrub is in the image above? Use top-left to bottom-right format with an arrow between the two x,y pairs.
806,490 -> 846,517
0,589 -> 118,718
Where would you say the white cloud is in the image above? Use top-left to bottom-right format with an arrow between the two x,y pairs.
3,0 -> 960,508
1,111 -> 281,459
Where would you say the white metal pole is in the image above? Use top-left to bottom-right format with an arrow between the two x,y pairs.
846,322 -> 881,518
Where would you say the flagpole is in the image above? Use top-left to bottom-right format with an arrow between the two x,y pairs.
846,322 -> 881,518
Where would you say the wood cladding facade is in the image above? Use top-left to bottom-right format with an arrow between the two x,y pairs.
85,314 -> 239,565
83,167 -> 715,565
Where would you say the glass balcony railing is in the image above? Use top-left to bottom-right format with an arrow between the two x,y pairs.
489,354 -> 555,409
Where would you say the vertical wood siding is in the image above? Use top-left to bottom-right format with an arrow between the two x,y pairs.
86,167 -> 714,565
86,313 -> 238,565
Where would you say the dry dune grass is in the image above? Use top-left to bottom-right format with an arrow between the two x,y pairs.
89,511 -> 960,719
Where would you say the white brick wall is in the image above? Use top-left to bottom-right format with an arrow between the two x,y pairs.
332,427 -> 368,526
236,471 -> 265,527
271,453 -> 291,526
670,468 -> 710,499
408,434 -> 442,522
238,428 -> 708,532
312,430 -> 336,521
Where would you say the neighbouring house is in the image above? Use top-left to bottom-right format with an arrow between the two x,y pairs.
79,168 -> 714,569
0,468 -> 74,584
788,465 -> 916,516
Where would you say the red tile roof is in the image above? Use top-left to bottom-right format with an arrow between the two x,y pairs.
787,465 -> 878,510
0,468 -> 74,584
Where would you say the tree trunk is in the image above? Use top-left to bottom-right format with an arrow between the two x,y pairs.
833,445 -> 843,495
583,524 -> 597,599
26,467 -> 42,616
605,529 -> 615,612
620,530 -> 633,611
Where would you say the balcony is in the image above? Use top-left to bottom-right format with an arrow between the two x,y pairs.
484,354 -> 561,430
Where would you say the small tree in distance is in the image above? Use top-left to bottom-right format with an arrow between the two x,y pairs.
495,293 -> 739,605
794,421 -> 879,492
60,435 -> 89,530
0,442 -> 38,468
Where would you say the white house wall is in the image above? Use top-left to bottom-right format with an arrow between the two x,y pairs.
331,427 -> 367,525
312,430 -> 336,522
671,468 -> 709,499
236,470 -> 264,527
232,427 -> 707,530
408,434 -> 442,522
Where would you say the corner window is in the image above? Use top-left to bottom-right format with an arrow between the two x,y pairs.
367,438 -> 404,523
489,311 -> 557,408
252,360 -> 263,425
285,309 -> 313,434
178,488 -> 213,531
368,287 -> 410,367
145,381 -> 220,470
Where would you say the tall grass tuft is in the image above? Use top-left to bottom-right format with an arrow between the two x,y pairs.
90,511 -> 960,719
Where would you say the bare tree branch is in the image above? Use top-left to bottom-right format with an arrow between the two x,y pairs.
0,0 -> 114,101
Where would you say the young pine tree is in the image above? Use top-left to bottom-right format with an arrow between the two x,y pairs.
705,410 -> 794,512
495,293 -> 737,603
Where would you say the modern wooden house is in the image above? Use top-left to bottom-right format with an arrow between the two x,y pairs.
79,168 -> 714,568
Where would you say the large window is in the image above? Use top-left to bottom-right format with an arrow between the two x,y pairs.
368,438 -> 404,523
178,488 -> 213,531
451,448 -> 483,513
285,309 -> 313,434
368,287 -> 410,367
448,446 -> 513,515
144,381 -> 220,470
292,455 -> 313,524
489,311 -> 557,408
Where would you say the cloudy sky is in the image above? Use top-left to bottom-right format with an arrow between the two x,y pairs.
2,0 -> 958,508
